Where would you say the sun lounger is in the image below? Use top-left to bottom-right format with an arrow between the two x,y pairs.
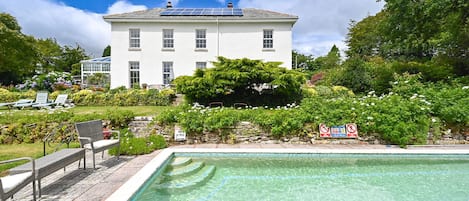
32,94 -> 69,109
12,99 -> 34,109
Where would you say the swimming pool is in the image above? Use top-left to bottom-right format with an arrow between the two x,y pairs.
130,152 -> 469,201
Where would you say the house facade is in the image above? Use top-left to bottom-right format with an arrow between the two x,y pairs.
104,4 -> 298,88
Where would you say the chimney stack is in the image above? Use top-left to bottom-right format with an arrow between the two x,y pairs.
227,2 -> 233,8
166,1 -> 173,8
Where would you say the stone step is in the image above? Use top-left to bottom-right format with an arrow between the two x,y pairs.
170,157 -> 192,168
164,161 -> 204,179
153,165 -> 216,193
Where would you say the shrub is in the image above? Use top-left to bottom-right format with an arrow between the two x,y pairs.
109,132 -> 167,156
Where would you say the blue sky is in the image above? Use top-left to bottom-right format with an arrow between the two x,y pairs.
56,0 -> 236,13
0,0 -> 384,57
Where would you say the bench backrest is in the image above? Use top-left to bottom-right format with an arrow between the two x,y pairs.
75,120 -> 104,143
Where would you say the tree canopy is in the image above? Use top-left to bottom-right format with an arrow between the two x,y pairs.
174,57 -> 305,106
0,13 -> 37,84
346,0 -> 468,75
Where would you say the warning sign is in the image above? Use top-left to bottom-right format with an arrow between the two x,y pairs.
174,125 -> 186,141
319,123 -> 359,138
346,123 -> 358,138
319,123 -> 331,137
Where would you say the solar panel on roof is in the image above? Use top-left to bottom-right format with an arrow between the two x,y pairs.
160,8 -> 243,16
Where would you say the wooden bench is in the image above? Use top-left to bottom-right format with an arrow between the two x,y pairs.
10,148 -> 85,197
75,120 -> 120,169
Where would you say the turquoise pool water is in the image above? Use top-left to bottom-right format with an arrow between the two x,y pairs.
132,153 -> 469,201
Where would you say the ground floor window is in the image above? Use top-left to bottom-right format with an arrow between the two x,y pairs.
163,62 -> 174,85
129,61 -> 140,88
196,62 -> 207,69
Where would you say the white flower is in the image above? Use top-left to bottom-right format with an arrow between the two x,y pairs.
371,103 -> 375,106
368,91 -> 375,95
367,116 -> 373,120
351,107 -> 355,110
463,86 -> 469,90
393,81 -> 398,85
404,81 -> 409,83
431,118 -> 437,123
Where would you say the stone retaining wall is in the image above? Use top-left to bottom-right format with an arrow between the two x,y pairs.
129,117 -> 469,145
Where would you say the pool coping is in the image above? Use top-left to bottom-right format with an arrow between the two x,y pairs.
105,147 -> 469,201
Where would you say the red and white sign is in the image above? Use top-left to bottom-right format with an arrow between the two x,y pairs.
319,123 -> 331,137
346,123 -> 358,138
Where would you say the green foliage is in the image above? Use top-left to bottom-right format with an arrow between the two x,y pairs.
69,88 -> 175,106
174,57 -> 305,106
314,45 -> 342,70
347,1 -> 468,75
105,109 -> 135,128
332,57 -> 372,93
102,45 -> 111,57
109,132 -> 167,156
0,13 -> 37,84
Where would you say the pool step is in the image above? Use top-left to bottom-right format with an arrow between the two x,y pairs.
164,161 -> 204,179
170,157 -> 192,168
154,165 -> 216,193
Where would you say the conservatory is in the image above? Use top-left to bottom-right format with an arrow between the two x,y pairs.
80,56 -> 111,87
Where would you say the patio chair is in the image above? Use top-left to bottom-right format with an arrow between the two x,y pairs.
32,94 -> 69,109
0,157 -> 36,201
75,120 -> 120,169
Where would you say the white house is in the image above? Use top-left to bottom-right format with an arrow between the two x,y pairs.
104,2 -> 298,88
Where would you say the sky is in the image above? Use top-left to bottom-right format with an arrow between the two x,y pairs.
0,0 -> 384,58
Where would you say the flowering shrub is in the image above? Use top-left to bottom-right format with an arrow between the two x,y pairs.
156,76 -> 468,146
16,71 -> 72,92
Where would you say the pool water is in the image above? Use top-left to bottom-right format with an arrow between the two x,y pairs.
132,153 -> 469,201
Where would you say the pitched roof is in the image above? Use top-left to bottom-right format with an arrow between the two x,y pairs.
103,8 -> 298,23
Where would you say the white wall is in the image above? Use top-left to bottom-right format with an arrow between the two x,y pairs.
110,21 -> 293,88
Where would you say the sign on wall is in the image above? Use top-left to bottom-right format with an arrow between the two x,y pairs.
174,125 -> 186,141
319,123 -> 359,138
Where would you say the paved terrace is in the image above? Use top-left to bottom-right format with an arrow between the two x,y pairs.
9,144 -> 469,201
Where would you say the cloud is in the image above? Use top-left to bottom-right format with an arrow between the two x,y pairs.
0,0 -> 147,57
238,0 -> 384,57
107,0 -> 147,14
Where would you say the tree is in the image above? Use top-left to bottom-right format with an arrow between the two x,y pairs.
314,45 -> 341,69
56,45 -> 88,72
102,45 -> 111,57
35,38 -> 62,73
0,13 -> 37,84
346,11 -> 386,59
292,50 -> 315,70
333,57 -> 372,93
174,57 -> 305,106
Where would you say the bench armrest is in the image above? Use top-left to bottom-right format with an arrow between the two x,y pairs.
0,157 -> 35,173
110,130 -> 120,140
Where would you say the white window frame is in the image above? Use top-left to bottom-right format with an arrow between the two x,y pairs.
196,62 -> 207,69
129,29 -> 140,49
129,61 -> 140,88
162,29 -> 174,49
163,62 -> 174,85
195,29 -> 206,49
263,29 -> 273,49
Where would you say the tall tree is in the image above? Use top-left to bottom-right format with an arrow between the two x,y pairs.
346,11 -> 386,59
314,45 -> 341,69
35,38 -> 62,73
0,13 -> 37,84
57,45 -> 88,72
102,45 -> 111,57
